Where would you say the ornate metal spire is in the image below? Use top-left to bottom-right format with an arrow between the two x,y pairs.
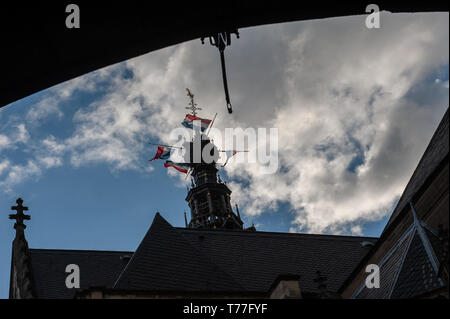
185,88 -> 202,116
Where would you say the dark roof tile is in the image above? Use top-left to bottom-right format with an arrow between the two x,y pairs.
114,214 -> 376,293
113,213 -> 244,292
29,249 -> 132,299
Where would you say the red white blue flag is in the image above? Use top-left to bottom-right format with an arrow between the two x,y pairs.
149,146 -> 171,161
181,114 -> 212,132
164,161 -> 190,174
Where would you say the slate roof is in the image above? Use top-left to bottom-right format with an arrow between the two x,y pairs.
113,214 -> 245,292
390,231 -> 442,298
29,249 -> 132,299
383,109 -> 449,231
113,213 -> 376,294
355,228 -> 414,298
355,227 -> 444,299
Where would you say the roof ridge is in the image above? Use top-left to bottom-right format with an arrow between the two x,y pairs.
175,228 -> 378,240
29,248 -> 133,254
113,213 -> 165,288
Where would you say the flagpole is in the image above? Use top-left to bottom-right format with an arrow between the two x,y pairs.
148,142 -> 183,150
219,150 -> 249,167
185,167 -> 192,180
206,113 -> 218,136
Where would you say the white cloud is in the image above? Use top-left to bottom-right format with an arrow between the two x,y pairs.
41,135 -> 66,155
26,95 -> 64,123
0,12 -> 448,235
0,135 -> 10,149
37,156 -> 62,169
0,123 -> 30,154
15,124 -> 29,144
25,67 -> 118,125
0,130 -> 63,191
0,159 -> 10,176
220,13 -> 449,233
0,160 -> 41,192
61,12 -> 449,234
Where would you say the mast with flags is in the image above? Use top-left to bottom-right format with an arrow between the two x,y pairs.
148,88 -> 245,174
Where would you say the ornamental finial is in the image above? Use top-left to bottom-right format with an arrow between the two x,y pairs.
9,198 -> 31,232
185,88 -> 202,116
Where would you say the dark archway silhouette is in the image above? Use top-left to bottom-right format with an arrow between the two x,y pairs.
1,1 -> 448,108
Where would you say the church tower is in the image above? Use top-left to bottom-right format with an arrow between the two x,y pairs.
185,134 -> 244,230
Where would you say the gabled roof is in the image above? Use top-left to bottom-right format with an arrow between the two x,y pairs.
352,223 -> 444,299
353,226 -> 414,299
114,213 -> 376,294
390,230 -> 442,298
113,213 -> 245,292
29,249 -> 132,299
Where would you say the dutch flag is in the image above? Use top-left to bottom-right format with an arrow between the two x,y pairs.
149,146 -> 171,161
181,114 -> 212,132
164,161 -> 190,174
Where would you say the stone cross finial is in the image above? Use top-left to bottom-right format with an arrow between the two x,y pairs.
9,198 -> 30,231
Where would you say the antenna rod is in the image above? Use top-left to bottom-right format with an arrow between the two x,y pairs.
184,167 -> 192,180
206,113 -> 218,136
148,142 -> 183,150
235,203 -> 241,219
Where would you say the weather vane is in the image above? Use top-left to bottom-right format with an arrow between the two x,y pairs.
185,88 -> 202,116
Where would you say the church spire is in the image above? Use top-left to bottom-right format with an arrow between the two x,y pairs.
186,159 -> 243,230
181,91 -> 243,230
9,198 -> 35,299
184,131 -> 244,230
149,89 -> 247,230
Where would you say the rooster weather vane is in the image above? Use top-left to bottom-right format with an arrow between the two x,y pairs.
201,29 -> 239,114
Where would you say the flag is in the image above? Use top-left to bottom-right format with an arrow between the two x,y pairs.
181,114 -> 212,132
164,161 -> 190,174
149,146 -> 171,161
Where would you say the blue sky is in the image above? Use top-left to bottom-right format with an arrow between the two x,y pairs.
1,13 -> 449,298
